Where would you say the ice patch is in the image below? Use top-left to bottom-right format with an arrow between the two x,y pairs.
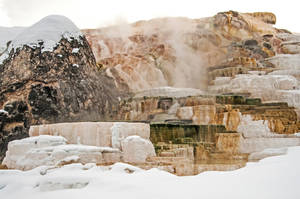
72,48 -> 79,53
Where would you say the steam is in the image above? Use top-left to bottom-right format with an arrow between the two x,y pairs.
159,18 -> 209,89
2,0 -> 213,90
93,17 -> 211,91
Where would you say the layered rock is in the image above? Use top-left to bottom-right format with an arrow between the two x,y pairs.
29,122 -> 150,148
2,135 -> 121,170
83,11 -> 281,92
0,16 -> 123,161
115,92 -> 298,134
2,11 -> 300,175
238,115 -> 300,153
3,122 -> 156,170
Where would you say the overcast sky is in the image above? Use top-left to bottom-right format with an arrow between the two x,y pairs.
0,0 -> 299,32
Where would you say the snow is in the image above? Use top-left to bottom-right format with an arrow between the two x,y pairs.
110,122 -> 150,150
13,135 -> 67,144
0,26 -> 25,52
121,136 -> 156,163
0,109 -> 8,114
0,15 -> 82,64
3,135 -> 123,170
1,146 -> 300,199
55,155 -> 80,166
0,53 -> 9,65
11,15 -> 81,51
72,48 -> 79,53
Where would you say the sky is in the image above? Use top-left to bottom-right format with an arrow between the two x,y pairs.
0,0 -> 299,32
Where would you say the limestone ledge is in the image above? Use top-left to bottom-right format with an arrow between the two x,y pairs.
115,93 -> 299,134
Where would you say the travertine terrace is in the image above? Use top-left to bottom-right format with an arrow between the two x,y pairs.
2,11 -> 300,175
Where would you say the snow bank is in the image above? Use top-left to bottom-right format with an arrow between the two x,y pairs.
4,135 -> 67,159
121,136 -> 156,163
1,147 -> 300,199
4,122 -> 155,170
2,135 -> 122,170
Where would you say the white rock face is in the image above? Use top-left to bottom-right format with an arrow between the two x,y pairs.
134,87 -> 205,98
177,107 -> 194,120
237,115 -> 275,138
274,90 -> 300,109
237,115 -> 300,153
240,138 -> 300,153
248,148 -> 287,160
210,74 -> 298,94
276,33 -> 300,42
266,54 -> 300,70
3,135 -> 121,170
213,77 -> 232,85
209,73 -> 300,114
121,136 -> 156,163
282,43 -> 300,54
29,122 -> 150,149
269,70 -> 300,79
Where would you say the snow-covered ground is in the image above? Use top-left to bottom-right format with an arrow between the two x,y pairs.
1,146 -> 300,199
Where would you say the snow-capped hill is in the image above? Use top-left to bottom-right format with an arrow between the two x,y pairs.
0,15 -> 82,64
10,15 -> 82,52
0,15 -> 123,161
0,26 -> 25,52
